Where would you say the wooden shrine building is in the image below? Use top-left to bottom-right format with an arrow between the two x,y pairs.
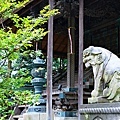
1,0 -> 120,120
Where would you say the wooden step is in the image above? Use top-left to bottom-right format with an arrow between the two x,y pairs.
13,115 -> 23,119
9,105 -> 29,120
18,118 -> 23,120
18,105 -> 30,109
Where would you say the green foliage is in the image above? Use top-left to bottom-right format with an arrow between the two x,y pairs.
0,4 -> 59,61
0,0 -> 29,19
0,0 -> 59,119
11,90 -> 40,105
53,58 -> 67,71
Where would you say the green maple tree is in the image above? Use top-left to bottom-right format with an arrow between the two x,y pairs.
0,0 -> 59,119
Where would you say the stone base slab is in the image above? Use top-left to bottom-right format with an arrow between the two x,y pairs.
54,117 -> 78,120
23,112 -> 47,120
23,112 -> 77,120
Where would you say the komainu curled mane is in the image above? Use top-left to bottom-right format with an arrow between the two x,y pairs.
83,46 -> 120,103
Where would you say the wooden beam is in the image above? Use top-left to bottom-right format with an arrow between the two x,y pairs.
78,0 -> 84,119
46,0 -> 53,120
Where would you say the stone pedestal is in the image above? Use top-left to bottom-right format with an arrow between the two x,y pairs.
79,102 -> 120,120
54,117 -> 77,120
54,110 -> 78,120
23,112 -> 46,120
88,96 -> 109,103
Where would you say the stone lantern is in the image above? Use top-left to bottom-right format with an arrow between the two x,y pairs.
27,57 -> 46,113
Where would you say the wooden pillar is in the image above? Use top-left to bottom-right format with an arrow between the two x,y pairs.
78,0 -> 84,119
47,0 -> 53,120
67,16 -> 75,88
117,19 -> 120,54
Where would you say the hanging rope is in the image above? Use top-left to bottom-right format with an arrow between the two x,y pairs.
68,27 -> 73,54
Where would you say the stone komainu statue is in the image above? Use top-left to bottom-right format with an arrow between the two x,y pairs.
83,46 -> 120,103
